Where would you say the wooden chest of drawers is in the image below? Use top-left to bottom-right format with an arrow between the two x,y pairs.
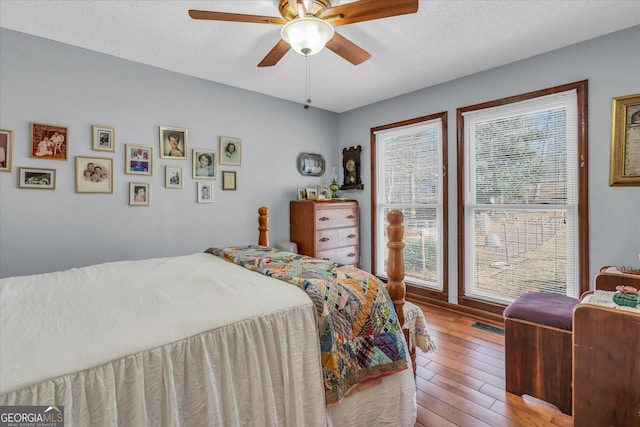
289,200 -> 359,267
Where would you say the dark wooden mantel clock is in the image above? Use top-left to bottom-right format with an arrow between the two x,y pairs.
341,145 -> 364,190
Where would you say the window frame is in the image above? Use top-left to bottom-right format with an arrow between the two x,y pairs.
371,112 -> 449,302
456,81 -> 590,315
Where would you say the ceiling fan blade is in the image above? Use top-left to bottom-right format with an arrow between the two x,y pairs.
258,39 -> 291,67
288,0 -> 307,18
325,32 -> 371,65
188,10 -> 286,25
322,0 -> 418,27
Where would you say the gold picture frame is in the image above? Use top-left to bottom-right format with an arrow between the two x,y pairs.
610,93 -> 640,186
30,122 -> 68,161
159,126 -> 188,159
0,129 -> 13,172
92,125 -> 116,152
125,144 -> 153,176
129,182 -> 150,206
75,156 -> 113,193
219,136 -> 242,166
18,167 -> 56,190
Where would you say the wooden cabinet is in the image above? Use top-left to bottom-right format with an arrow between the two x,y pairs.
290,200 -> 359,267
572,267 -> 640,427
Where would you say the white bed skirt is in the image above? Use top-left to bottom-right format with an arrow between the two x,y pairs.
1,305 -> 329,426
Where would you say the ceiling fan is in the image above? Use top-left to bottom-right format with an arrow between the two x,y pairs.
188,0 -> 419,67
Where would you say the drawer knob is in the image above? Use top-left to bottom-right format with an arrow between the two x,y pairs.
322,257 -> 330,261
346,215 -> 355,219
319,216 -> 330,221
347,253 -> 356,258
347,234 -> 356,239
319,237 -> 330,242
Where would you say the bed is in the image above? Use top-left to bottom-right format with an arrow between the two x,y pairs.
0,207 -> 425,426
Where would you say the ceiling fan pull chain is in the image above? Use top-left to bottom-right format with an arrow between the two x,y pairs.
305,54 -> 312,109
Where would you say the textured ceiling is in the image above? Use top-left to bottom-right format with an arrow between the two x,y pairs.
1,0 -> 639,113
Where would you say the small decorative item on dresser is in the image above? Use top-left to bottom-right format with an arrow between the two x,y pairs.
341,145 -> 364,190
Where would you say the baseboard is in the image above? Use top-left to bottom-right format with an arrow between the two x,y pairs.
406,291 -> 505,325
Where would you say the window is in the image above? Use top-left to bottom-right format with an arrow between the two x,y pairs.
371,113 -> 448,299
457,81 -> 589,314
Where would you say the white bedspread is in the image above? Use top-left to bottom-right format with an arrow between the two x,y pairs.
0,253 -> 312,395
0,252 -> 416,426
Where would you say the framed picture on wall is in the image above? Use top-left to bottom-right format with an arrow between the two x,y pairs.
92,125 -> 116,152
0,129 -> 13,172
219,136 -> 242,166
197,181 -> 214,203
125,144 -> 153,176
192,149 -> 216,179
129,182 -> 150,206
18,167 -> 56,190
159,126 -> 188,159
75,156 -> 113,193
165,165 -> 183,188
31,122 -> 68,161
222,171 -> 236,190
610,93 -> 640,186
297,153 -> 325,176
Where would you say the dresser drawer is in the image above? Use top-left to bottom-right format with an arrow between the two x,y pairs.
315,207 -> 358,230
315,227 -> 359,251
316,246 -> 359,266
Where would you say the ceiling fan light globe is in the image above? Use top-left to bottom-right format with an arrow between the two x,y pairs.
281,17 -> 334,56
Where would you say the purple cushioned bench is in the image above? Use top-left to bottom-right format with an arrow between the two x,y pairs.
503,291 -> 580,415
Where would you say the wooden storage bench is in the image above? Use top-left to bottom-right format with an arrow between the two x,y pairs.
503,291 -> 580,415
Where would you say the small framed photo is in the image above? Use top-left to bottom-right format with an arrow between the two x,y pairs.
610,93 -> 640,186
219,136 -> 242,166
129,182 -> 150,206
31,122 -> 68,161
222,170 -> 236,190
165,165 -> 183,188
75,156 -> 113,193
297,188 -> 307,200
125,144 -> 153,175
192,149 -> 217,179
0,129 -> 13,172
159,126 -> 188,159
18,167 -> 56,190
92,125 -> 116,152
305,187 -> 318,199
317,184 -> 331,199
197,181 -> 214,203
297,152 -> 325,176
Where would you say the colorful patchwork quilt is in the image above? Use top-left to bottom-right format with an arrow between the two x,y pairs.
206,246 -> 408,406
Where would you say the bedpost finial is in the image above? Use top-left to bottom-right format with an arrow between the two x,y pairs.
387,210 -> 404,225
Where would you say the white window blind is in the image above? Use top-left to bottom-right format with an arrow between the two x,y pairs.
462,90 -> 580,303
374,118 -> 444,289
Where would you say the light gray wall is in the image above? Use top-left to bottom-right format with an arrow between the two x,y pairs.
0,29 -> 339,278
338,25 -> 640,299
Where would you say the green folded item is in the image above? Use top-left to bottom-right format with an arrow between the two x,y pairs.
612,291 -> 640,307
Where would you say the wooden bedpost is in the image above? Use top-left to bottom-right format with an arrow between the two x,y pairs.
258,206 -> 269,247
386,210 -> 412,366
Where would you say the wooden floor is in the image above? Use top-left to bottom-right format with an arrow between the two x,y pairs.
412,300 -> 573,427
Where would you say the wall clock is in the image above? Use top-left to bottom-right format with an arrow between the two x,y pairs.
341,145 -> 364,190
